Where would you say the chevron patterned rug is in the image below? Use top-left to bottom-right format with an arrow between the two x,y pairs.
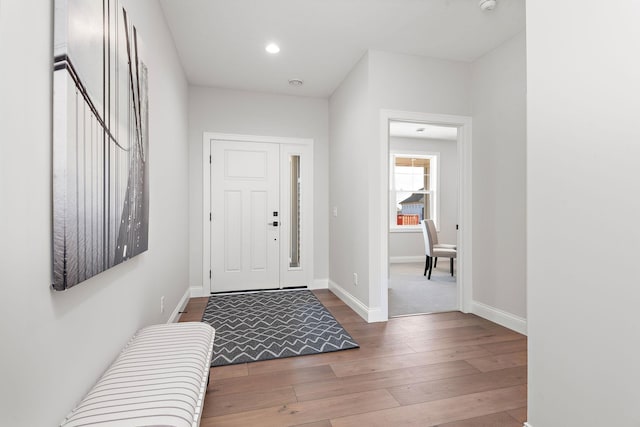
202,289 -> 359,366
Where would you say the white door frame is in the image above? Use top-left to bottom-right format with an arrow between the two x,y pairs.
202,132 -> 314,294
375,110 -> 473,321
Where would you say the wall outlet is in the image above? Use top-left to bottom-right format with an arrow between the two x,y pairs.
353,273 -> 358,286
160,296 -> 165,313
332,206 -> 338,217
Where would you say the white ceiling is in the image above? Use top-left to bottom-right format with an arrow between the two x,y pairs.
159,0 -> 525,98
390,121 -> 458,140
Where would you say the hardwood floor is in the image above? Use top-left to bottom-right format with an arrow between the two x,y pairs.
179,289 -> 527,427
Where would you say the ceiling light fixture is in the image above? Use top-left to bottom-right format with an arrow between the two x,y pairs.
479,0 -> 497,11
416,128 -> 425,133
265,43 -> 280,54
288,79 -> 304,86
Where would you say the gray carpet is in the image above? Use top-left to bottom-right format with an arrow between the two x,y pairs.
202,289 -> 359,366
389,261 -> 457,317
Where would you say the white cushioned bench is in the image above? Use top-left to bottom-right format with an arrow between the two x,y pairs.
60,322 -> 215,427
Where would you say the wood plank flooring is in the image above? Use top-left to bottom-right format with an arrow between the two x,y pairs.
179,289 -> 527,427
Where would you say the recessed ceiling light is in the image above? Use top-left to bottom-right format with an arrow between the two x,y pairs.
479,0 -> 497,11
265,43 -> 280,54
288,79 -> 304,86
416,128 -> 425,132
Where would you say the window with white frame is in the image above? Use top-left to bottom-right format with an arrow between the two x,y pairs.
389,153 -> 439,230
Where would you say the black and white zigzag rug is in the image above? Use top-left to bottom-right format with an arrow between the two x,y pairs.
201,289 -> 359,366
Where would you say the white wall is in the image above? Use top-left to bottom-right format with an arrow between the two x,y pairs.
389,232 -> 424,261
188,86 -> 330,292
471,32 -> 527,320
329,50 -> 472,317
329,50 -> 472,318
389,136 -> 458,262
369,51 -> 472,115
527,2 -> 640,426
369,51 -> 471,313
328,53 -> 373,306
0,1 -> 190,424
332,48 -> 527,325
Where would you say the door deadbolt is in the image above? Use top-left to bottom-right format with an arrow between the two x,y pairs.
269,221 -> 279,227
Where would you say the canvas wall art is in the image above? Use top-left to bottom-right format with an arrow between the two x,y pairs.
52,0 -> 149,290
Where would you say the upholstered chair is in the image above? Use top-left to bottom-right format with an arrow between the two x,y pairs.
421,219 -> 456,280
425,218 -> 456,268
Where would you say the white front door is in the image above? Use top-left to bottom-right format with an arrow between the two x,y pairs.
211,141 -> 280,292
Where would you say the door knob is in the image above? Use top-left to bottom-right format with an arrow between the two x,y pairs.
269,221 -> 279,227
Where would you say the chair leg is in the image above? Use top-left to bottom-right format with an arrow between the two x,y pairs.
424,255 -> 429,276
428,259 -> 433,280
450,258 -> 454,276
434,257 -> 438,268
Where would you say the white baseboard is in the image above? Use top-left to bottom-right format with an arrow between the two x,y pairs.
367,306 -> 387,323
310,278 -> 329,290
190,286 -> 208,298
471,300 -> 527,335
390,256 -> 424,264
168,288 -> 191,323
328,280 -> 369,321
523,422 -> 533,427
328,280 -> 386,323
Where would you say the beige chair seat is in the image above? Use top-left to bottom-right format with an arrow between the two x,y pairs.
433,247 -> 457,258
435,243 -> 456,250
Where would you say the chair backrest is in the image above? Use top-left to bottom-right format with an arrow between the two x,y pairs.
421,220 -> 434,257
425,219 -> 439,245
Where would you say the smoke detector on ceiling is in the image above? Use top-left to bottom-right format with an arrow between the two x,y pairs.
479,0 -> 497,11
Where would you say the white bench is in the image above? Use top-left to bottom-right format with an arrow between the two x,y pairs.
60,322 -> 215,427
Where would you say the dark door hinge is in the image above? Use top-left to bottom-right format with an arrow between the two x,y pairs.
210,212 -> 212,221
209,270 -> 211,279
209,155 -> 212,163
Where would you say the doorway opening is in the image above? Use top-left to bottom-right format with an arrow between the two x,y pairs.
388,121 -> 459,317
202,133 -> 314,294
375,110 -> 472,322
